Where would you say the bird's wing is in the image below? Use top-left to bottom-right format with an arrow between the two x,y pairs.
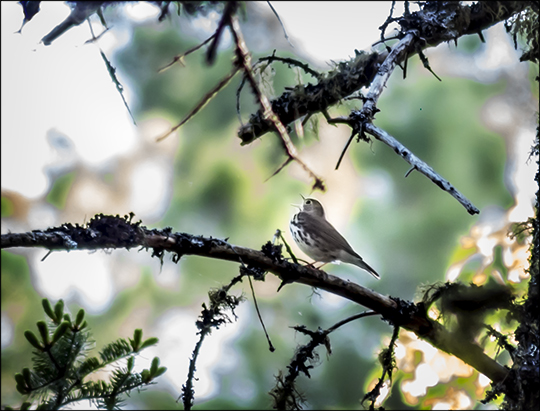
304,213 -> 357,255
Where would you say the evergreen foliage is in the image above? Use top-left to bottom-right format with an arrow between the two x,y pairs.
6,299 -> 166,410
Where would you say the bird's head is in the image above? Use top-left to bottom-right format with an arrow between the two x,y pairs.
300,195 -> 325,218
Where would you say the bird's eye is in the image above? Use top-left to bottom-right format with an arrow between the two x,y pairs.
306,200 -> 311,205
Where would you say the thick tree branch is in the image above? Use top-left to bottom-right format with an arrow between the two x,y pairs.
362,32 -> 415,119
237,1 -> 529,143
1,215 -> 509,386
237,50 -> 382,145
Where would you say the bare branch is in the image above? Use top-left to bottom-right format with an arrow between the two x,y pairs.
364,123 -> 480,215
361,33 -> 415,119
158,34 -> 216,73
228,12 -> 326,191
327,113 -> 480,215
156,66 -> 240,142
266,1 -> 294,48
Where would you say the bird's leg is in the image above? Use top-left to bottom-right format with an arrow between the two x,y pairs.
305,261 -> 328,270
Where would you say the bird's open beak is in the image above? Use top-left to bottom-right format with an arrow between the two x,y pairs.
291,194 -> 305,209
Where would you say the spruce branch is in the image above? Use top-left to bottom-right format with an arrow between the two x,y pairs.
9,298 -> 165,410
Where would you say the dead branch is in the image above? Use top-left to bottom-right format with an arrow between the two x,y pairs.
228,11 -> 326,191
328,115 -> 480,215
158,33 -> 217,73
156,66 -> 240,142
365,123 -> 480,215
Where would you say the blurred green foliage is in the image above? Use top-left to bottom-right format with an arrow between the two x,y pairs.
1,196 -> 14,217
1,252 -> 42,406
2,4 -> 532,410
46,171 -> 76,209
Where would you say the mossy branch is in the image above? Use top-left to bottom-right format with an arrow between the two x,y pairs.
1,214 -> 510,388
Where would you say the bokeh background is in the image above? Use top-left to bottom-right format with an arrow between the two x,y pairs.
2,2 -> 538,409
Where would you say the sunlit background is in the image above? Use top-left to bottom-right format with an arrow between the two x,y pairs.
2,1 -> 537,409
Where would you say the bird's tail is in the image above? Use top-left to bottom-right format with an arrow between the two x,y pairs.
356,259 -> 380,279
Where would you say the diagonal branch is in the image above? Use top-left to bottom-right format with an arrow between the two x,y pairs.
1,215 -> 508,385
266,1 -> 294,48
364,123 -> 480,215
328,114 -> 480,214
228,11 -> 325,191
331,33 -> 415,170
158,33 -> 216,73
361,32 -> 415,119
156,66 -> 240,142
326,28 -> 479,215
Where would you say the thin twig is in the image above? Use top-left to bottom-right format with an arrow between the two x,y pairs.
98,49 -> 137,126
258,54 -> 320,79
87,20 -> 136,126
326,311 -> 379,333
158,34 -> 216,73
247,274 -> 275,352
335,131 -> 357,171
206,1 -> 237,65
415,43 -> 442,81
84,19 -> 137,125
235,72 -> 248,127
264,157 -> 293,182
223,242 -> 274,352
276,229 -> 298,264
83,26 -> 110,45
156,66 -> 240,142
266,1 -> 294,48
